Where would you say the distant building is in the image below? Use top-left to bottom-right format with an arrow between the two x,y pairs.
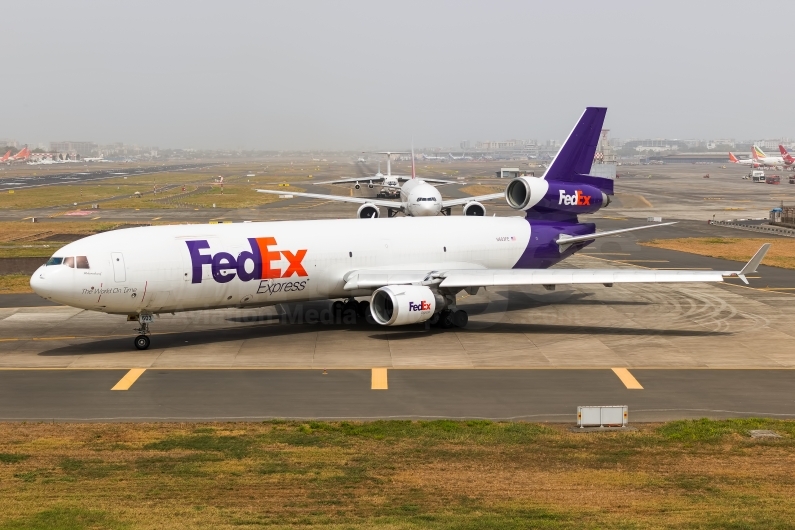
0,139 -> 18,148
50,141 -> 98,157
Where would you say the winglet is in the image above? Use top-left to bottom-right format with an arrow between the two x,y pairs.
734,243 -> 770,284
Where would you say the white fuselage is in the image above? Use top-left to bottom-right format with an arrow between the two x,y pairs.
756,156 -> 785,167
399,179 -> 443,216
30,216 -> 531,315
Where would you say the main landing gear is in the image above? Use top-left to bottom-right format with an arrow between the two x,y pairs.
432,309 -> 468,329
332,298 -> 371,323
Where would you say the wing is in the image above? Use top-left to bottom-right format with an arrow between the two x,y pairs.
441,192 -> 504,208
390,175 -> 460,185
314,177 -> 384,185
256,189 -> 401,208
342,244 -> 770,291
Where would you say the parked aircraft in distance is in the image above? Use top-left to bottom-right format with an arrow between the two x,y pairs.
778,145 -> 795,166
30,107 -> 770,350
752,146 -> 785,168
728,152 -> 757,167
0,150 -> 11,162
8,147 -> 30,162
422,153 -> 446,161
449,153 -> 473,160
258,148 -> 501,217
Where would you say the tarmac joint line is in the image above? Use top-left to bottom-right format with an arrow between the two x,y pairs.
612,368 -> 643,389
111,368 -> 146,391
371,368 -> 388,390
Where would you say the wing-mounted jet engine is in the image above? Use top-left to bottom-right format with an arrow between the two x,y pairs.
357,203 -> 380,218
462,201 -> 486,216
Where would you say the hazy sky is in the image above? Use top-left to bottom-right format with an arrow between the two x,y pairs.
3,1 -> 794,150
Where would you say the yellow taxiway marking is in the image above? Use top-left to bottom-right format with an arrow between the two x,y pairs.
91,216 -> 101,220
371,368 -> 388,390
615,260 -> 669,263
612,368 -> 643,389
111,368 -> 146,391
21,216 -> 32,220
761,287 -> 795,291
151,216 -> 162,221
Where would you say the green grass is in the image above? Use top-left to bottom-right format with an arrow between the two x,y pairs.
0,453 -> 29,464
0,419 -> 794,529
0,274 -> 33,293
0,507 -> 127,530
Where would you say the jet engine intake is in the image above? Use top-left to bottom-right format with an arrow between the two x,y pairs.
357,203 -> 380,218
368,181 -> 374,189
354,181 -> 360,190
370,285 -> 438,326
462,201 -> 486,216
505,176 -> 607,215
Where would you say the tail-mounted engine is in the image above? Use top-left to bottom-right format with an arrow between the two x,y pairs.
505,176 -> 609,216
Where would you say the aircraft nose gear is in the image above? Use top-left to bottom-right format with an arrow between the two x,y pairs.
133,314 -> 153,350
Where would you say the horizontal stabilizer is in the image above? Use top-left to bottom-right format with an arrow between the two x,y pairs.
556,222 -> 676,250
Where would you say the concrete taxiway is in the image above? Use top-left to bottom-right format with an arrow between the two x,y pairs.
2,245 -> 794,422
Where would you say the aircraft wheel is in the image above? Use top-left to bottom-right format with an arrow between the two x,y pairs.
439,310 -> 455,329
427,313 -> 440,327
134,335 -> 150,350
453,310 -> 468,328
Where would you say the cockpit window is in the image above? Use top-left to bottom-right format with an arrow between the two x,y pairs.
63,256 -> 75,268
76,256 -> 90,269
46,257 -> 63,266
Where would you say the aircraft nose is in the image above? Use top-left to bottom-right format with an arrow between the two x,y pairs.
30,266 -> 50,298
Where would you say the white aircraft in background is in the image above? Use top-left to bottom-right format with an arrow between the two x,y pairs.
83,156 -> 107,162
728,152 -> 757,167
449,153 -> 473,160
258,148 -> 501,218
29,107 -> 771,351
752,146 -> 785,168
422,153 -> 447,161
356,157 -> 366,163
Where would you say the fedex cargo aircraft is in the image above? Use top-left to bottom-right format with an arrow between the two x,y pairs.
30,108 -> 770,350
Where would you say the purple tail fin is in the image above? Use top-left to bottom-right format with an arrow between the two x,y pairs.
543,107 -> 612,195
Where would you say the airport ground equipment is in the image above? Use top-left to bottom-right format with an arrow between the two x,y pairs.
577,406 -> 628,428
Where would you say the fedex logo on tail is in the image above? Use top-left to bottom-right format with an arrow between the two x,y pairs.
187,238 -> 307,284
409,301 -> 432,312
558,189 -> 591,206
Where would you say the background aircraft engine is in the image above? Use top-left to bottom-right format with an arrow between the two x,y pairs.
368,181 -> 374,188
505,176 -> 608,215
357,203 -> 380,218
354,182 -> 360,190
462,201 -> 486,216
370,285 -> 437,326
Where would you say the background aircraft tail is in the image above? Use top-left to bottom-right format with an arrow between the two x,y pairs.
728,152 -> 739,163
542,107 -> 613,195
779,145 -> 791,157
753,146 -> 766,159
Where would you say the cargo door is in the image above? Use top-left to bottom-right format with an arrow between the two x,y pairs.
111,252 -> 126,282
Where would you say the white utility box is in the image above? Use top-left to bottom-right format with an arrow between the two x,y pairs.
577,406 -> 628,428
